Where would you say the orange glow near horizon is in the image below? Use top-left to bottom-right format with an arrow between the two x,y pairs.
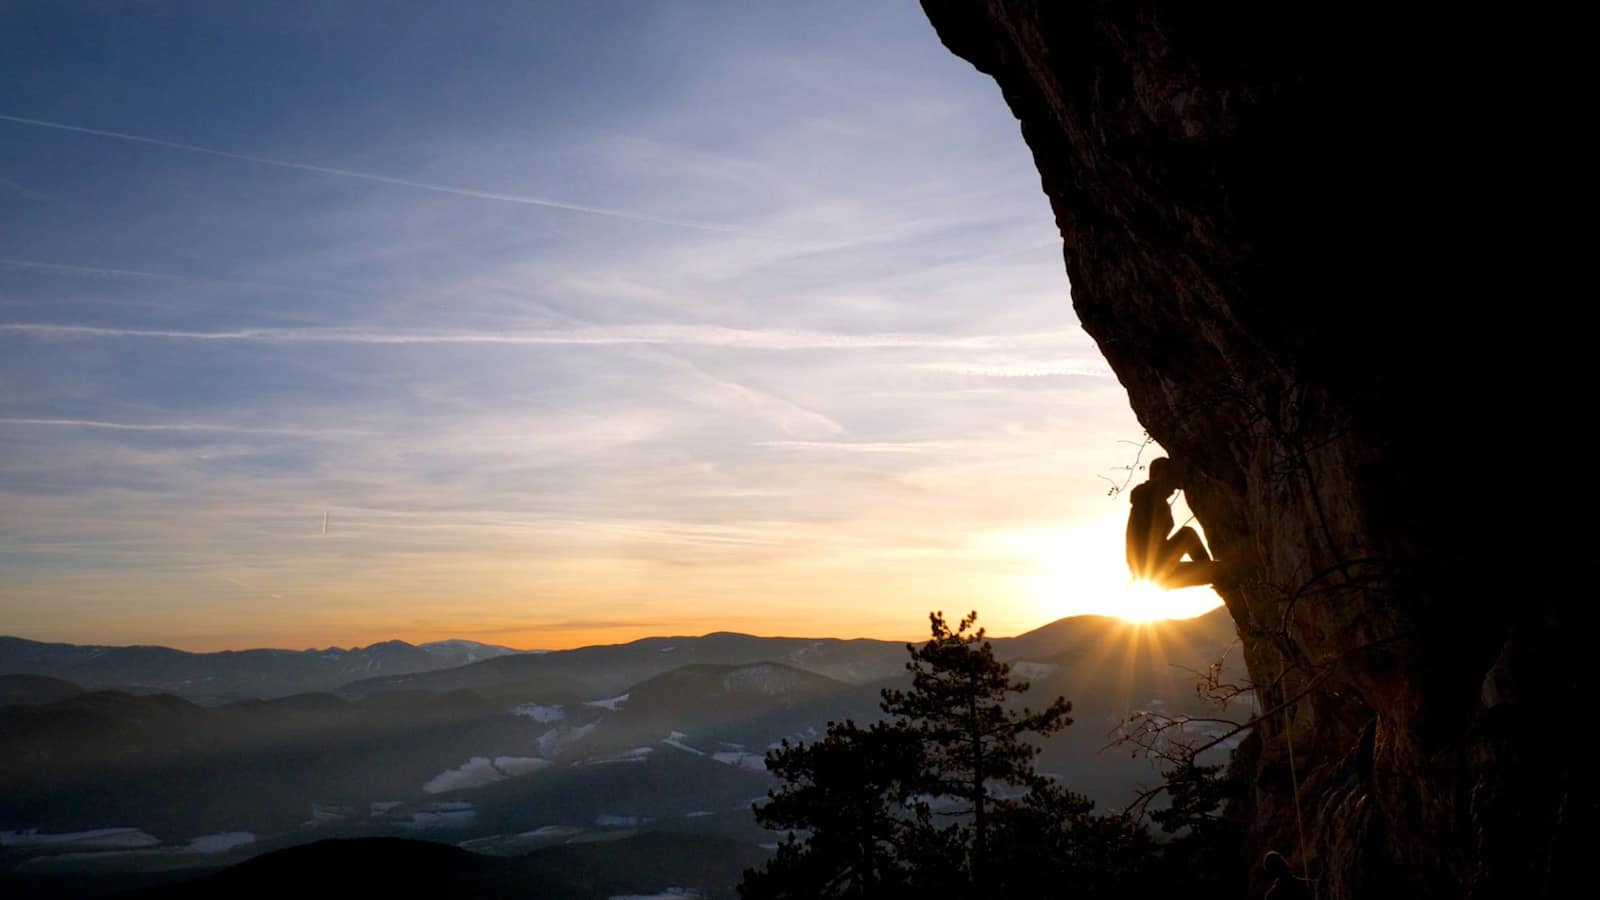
3,493 -> 1225,653
1017,509 -> 1226,628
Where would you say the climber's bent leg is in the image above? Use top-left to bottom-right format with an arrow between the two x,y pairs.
1159,560 -> 1222,589
1166,526 -> 1210,562
1150,528 -> 1222,588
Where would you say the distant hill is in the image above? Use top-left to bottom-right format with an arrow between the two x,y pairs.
0,637 -> 522,703
1000,607 -> 1237,662
112,833 -> 767,899
0,608 -> 1243,898
418,639 -> 526,667
622,662 -> 848,717
580,662 -> 878,759
0,686 -> 543,837
999,608 -> 1244,706
0,674 -> 84,707
337,631 -> 913,703
338,607 -> 1237,705
1,609 -> 1236,708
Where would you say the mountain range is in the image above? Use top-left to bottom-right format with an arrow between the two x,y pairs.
0,636 -> 523,703
0,610 -> 1245,899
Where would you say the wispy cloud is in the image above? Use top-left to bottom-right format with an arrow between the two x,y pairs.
0,321 -> 1077,351
0,257 -> 361,297
756,440 -> 953,454
0,3 -> 1150,651
0,175 -> 51,202
642,350 -> 846,437
0,113 -> 751,235
915,360 -> 1113,378
0,417 -> 368,436
218,574 -> 283,601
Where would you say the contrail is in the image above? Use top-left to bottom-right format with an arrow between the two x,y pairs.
0,321 -> 1081,351
0,257 -> 363,298
0,417 -> 369,436
219,574 -> 283,601
649,351 -> 845,438
0,113 -> 751,235
1,257 -> 213,283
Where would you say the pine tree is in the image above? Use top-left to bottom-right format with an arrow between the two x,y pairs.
741,610 -> 1124,900
741,719 -> 923,899
879,610 -> 1074,884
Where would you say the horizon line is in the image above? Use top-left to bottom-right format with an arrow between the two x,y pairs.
0,608 -> 1224,656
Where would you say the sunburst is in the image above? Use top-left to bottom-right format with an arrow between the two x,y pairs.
1022,514 -> 1224,625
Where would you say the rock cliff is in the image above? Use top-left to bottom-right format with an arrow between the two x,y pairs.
920,2 -> 1569,896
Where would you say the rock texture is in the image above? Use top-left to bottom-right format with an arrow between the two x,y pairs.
920,3 -> 1568,897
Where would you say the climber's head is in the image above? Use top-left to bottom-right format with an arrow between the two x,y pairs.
1148,456 -> 1179,491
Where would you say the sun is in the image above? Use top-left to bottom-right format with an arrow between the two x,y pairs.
1114,578 -> 1222,624
1014,513 -> 1225,625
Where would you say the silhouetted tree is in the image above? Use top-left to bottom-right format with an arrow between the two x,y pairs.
1150,760 -> 1232,835
743,611 -> 1098,900
1144,740 -> 1253,897
741,719 -> 923,900
984,779 -> 1157,898
880,610 -> 1074,883
1110,644 -> 1256,899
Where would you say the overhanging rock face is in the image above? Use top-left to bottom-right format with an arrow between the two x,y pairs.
919,2 -> 1567,896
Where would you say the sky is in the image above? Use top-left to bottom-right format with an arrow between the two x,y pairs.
0,2 -> 1219,651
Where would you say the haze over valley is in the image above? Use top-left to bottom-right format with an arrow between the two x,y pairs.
1,610 -> 1243,898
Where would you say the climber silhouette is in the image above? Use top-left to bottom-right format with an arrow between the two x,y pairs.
1125,457 -> 1221,588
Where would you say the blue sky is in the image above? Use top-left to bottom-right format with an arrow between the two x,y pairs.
0,2 -> 1200,650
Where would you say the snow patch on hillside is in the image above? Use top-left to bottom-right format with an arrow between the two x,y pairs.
712,751 -> 767,771
310,803 -> 356,823
185,832 -> 255,853
585,693 -> 629,710
0,828 -> 161,849
662,731 -> 706,755
406,803 -> 478,829
496,757 -> 551,776
595,814 -> 648,827
424,756 -> 550,793
525,825 -> 583,838
538,722 -> 597,756
721,664 -> 804,696
585,747 -> 654,765
512,702 -> 566,723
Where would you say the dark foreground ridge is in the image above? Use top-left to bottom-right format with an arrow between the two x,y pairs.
112,833 -> 765,900
920,2 -> 1559,898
